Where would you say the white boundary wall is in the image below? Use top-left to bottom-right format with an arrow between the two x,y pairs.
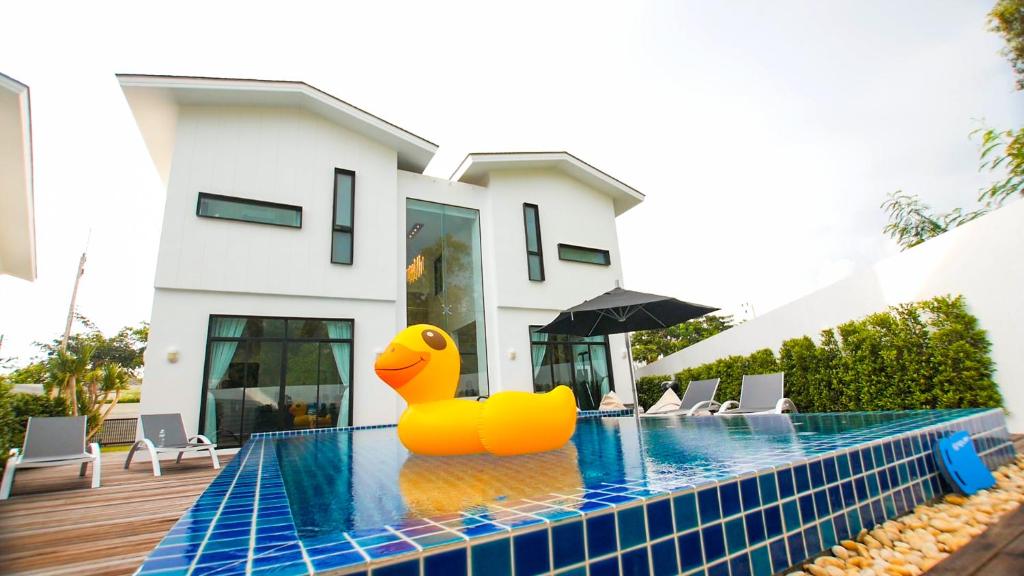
638,200 -> 1024,432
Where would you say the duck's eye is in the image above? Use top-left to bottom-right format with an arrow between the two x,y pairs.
421,329 -> 447,350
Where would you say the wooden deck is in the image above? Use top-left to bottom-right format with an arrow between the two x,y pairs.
0,453 -> 233,576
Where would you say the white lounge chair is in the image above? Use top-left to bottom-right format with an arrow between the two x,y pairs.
124,413 -> 219,477
717,372 -> 798,415
1,416 -> 101,500
643,378 -> 722,416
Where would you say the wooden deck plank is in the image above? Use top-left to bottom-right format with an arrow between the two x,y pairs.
0,452 -> 232,576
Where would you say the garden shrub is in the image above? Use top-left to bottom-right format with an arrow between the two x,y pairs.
636,295 -> 1001,413
0,386 -> 68,468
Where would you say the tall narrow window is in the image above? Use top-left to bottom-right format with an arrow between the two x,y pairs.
523,203 -> 545,281
332,169 -> 355,264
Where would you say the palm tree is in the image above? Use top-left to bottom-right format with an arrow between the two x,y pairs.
47,345 -> 94,416
87,363 -> 131,438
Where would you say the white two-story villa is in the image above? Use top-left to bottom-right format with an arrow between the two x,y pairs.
119,74 -> 644,446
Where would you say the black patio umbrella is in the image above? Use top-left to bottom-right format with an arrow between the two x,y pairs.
537,287 -> 718,337
537,287 -> 718,416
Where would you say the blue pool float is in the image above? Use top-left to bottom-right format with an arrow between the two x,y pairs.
933,430 -> 995,495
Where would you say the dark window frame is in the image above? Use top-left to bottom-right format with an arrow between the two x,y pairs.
331,168 -> 356,265
523,203 -> 545,281
198,314 -> 355,447
557,243 -> 611,266
196,192 -> 302,228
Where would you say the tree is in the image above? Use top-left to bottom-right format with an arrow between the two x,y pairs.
36,316 -> 148,375
631,315 -> 735,365
880,192 -> 987,250
881,2 -> 1024,249
990,0 -> 1024,90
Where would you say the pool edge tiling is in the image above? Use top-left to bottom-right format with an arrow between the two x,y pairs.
135,409 -> 1016,576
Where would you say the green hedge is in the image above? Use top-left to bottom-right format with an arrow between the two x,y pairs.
637,295 -> 1002,412
0,383 -> 69,468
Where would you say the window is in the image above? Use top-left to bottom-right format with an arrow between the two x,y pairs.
558,243 -> 611,266
196,193 -> 301,228
199,316 -> 354,447
523,204 -> 545,281
406,199 -> 489,397
331,169 -> 355,264
529,326 -> 613,411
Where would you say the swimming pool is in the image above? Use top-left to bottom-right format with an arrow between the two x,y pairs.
135,409 -> 1014,576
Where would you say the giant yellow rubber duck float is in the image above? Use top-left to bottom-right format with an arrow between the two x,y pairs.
374,324 -> 577,456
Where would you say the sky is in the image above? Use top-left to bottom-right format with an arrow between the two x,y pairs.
1,0 -> 1022,368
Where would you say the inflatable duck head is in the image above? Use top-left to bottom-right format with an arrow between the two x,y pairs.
375,324 -> 460,404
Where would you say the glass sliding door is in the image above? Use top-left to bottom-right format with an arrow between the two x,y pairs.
529,327 -> 614,410
406,199 -> 489,397
201,316 -> 354,447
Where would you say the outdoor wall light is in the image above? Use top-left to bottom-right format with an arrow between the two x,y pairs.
508,349 -> 516,360
167,348 -> 180,363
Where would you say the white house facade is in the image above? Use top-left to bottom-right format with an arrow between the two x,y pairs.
0,72 -> 35,281
119,75 -> 643,446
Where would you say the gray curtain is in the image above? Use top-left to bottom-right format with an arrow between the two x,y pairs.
205,317 -> 247,442
326,321 -> 352,427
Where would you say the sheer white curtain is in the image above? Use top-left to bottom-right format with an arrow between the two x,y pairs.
326,321 -> 352,427
204,317 -> 247,442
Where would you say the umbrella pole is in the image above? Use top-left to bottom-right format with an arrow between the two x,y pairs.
624,332 -> 641,424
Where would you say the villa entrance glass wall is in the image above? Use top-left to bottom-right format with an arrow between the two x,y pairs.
530,327 -> 614,411
200,315 -> 353,447
405,199 -> 489,397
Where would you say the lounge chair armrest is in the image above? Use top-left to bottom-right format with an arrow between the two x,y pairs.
88,442 -> 101,457
775,398 -> 798,414
8,448 -> 19,458
686,400 -> 721,416
718,400 -> 739,414
189,435 -> 216,447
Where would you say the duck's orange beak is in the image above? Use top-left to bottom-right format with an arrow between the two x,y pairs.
375,343 -> 430,389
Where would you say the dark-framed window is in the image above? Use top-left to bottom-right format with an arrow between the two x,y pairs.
557,243 -> 611,266
199,315 -> 354,448
528,326 -> 614,411
196,192 -> 302,228
523,203 -> 545,281
331,169 -> 355,264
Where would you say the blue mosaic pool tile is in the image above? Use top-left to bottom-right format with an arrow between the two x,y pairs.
673,491 -> 699,532
758,473 -> 778,505
777,468 -> 795,499
423,549 -> 466,576
372,559 -> 419,576
677,529 -> 703,572
650,538 -> 678,575
701,523 -> 726,562
590,556 -> 620,576
586,512 -> 618,558
617,506 -> 647,549
645,498 -> 673,540
552,520 -> 585,568
697,487 -> 721,524
725,516 -> 747,554
620,546 -> 650,576
768,537 -> 789,573
730,552 -> 752,576
470,539 -> 510,576
513,529 -> 550,576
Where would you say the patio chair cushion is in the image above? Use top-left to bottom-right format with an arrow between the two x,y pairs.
739,373 -> 785,412
140,414 -> 190,448
679,378 -> 719,411
22,416 -> 88,460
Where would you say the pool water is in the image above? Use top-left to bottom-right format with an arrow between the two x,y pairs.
136,409 -> 1014,576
